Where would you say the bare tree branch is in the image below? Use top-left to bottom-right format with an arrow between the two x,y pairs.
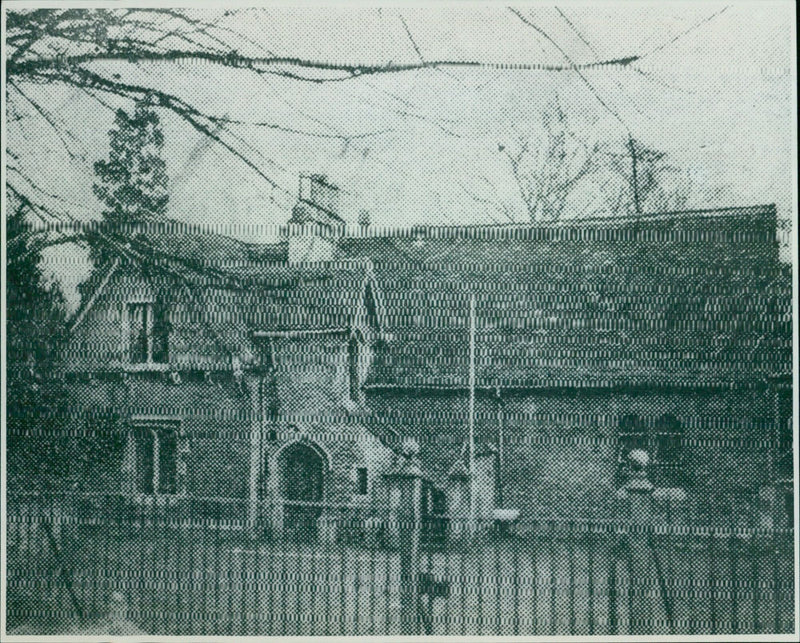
501,96 -> 600,221
7,6 -> 640,84
509,7 -> 631,132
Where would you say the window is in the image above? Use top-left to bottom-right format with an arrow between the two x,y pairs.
652,414 -> 684,487
127,301 -> 170,365
616,414 -> 647,486
128,303 -> 149,364
616,414 -> 684,488
132,426 -> 179,495
356,467 -> 368,495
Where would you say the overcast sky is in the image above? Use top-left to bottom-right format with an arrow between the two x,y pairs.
5,2 -> 796,308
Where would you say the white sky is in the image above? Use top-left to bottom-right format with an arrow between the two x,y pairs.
4,2 -> 796,308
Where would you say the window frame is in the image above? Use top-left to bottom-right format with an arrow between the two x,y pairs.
615,414 -> 647,486
616,414 -> 685,489
124,300 -> 170,370
651,414 -> 685,488
128,418 -> 184,497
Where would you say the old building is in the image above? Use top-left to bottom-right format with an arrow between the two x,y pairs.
63,175 -> 793,532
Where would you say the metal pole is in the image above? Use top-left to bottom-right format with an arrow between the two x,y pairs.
469,293 -> 476,536
496,387 -> 504,507
628,136 -> 641,215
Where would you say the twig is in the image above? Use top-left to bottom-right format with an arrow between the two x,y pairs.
41,519 -> 85,625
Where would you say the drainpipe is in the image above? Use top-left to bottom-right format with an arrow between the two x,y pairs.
495,386 -> 504,507
762,377 -> 777,490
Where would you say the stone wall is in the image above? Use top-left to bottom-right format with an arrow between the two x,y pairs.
256,420 -> 394,535
269,333 -> 371,419
55,364 -> 397,534
365,384 -> 791,524
57,372 -> 252,499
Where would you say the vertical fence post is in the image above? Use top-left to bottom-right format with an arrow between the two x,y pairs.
447,461 -> 471,542
384,438 -> 423,635
245,372 -> 262,539
622,449 -> 655,635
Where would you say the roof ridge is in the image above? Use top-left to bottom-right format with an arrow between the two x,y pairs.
342,204 -> 777,241
133,217 -> 285,252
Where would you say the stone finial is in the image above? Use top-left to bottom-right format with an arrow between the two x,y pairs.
624,449 -> 654,493
109,591 -> 127,621
628,448 -> 649,470
401,437 -> 420,459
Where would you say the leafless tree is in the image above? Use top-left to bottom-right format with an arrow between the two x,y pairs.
600,137 -> 692,215
502,108 -> 696,221
6,8 -> 640,251
500,96 -> 599,222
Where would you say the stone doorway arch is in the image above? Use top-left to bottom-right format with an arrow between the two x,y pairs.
276,440 -> 327,537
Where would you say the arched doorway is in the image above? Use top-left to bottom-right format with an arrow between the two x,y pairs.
278,441 -> 325,537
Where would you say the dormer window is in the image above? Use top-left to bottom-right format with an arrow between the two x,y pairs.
127,301 -> 169,365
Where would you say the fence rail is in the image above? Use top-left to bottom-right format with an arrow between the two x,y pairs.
6,492 -> 794,636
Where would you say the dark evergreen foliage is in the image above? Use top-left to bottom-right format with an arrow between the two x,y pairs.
6,196 -> 67,389
6,195 -> 69,490
91,98 -> 169,264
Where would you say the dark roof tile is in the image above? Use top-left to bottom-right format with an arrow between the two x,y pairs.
340,205 -> 791,387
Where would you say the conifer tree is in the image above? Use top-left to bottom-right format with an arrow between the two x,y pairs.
92,97 -> 169,264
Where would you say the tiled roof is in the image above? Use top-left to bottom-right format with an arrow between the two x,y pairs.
225,261 -> 374,333
338,205 -> 791,388
68,222 -> 373,371
124,222 -> 371,334
128,220 -> 285,269
72,206 -> 792,388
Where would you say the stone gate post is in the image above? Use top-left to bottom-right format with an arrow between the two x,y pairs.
447,460 -> 470,540
622,448 -> 657,635
384,438 -> 423,635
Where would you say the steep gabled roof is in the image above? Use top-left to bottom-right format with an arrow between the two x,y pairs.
67,220 -> 380,371
70,205 -> 791,388
68,220 -> 286,331
339,205 -> 791,388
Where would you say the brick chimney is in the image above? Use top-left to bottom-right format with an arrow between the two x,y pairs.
283,174 -> 345,265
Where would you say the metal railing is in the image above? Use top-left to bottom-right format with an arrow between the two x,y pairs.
5,491 -> 794,636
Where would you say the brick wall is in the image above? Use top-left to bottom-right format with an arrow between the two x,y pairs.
56,364 -> 395,511
365,384 -> 789,523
